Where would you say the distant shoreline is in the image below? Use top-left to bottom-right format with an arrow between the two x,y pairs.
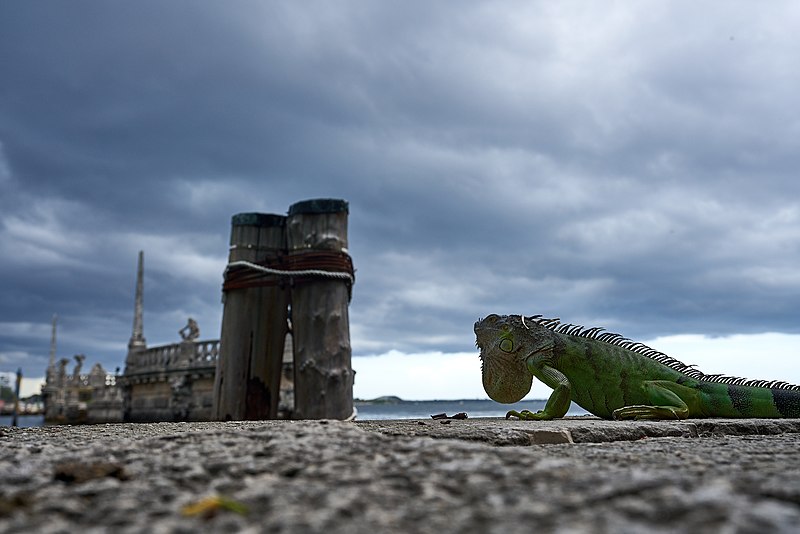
354,396 -> 548,405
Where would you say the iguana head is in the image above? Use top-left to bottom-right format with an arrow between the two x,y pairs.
474,314 -> 553,404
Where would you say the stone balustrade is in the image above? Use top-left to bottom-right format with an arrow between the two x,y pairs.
71,374 -> 91,388
194,340 -> 220,365
125,339 -> 220,375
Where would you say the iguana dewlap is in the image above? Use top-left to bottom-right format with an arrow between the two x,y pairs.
474,314 -> 800,420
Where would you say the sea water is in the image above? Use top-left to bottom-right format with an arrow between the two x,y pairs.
0,401 -> 589,426
355,399 -> 589,420
0,414 -> 45,427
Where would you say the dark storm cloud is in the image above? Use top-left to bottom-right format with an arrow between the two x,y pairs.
1,1 -> 800,380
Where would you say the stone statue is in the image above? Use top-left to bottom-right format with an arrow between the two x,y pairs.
57,358 -> 70,387
179,317 -> 200,341
72,354 -> 85,375
71,354 -> 86,386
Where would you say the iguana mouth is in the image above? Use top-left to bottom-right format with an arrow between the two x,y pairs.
525,344 -> 554,362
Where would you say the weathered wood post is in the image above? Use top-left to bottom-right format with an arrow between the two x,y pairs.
213,213 -> 289,420
287,199 -> 355,420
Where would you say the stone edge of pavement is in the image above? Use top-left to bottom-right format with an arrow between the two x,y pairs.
354,417 -> 800,446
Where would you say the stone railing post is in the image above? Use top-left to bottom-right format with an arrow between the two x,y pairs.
178,340 -> 195,368
213,213 -> 289,420
286,199 -> 354,420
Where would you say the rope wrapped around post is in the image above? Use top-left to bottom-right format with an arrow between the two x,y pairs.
222,250 -> 355,299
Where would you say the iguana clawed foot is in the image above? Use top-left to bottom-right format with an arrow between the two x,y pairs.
505,409 -> 554,421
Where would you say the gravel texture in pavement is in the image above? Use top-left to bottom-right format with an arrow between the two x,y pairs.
1,419 -> 799,533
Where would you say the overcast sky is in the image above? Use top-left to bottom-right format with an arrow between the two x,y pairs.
2,2 -> 799,399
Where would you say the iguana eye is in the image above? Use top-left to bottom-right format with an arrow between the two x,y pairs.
499,339 -> 513,352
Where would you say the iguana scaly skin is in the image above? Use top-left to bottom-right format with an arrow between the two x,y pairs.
474,314 -> 800,420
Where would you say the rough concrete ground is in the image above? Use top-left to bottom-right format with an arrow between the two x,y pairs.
1,418 -> 799,533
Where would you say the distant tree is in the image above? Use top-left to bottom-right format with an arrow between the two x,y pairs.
0,384 -> 14,403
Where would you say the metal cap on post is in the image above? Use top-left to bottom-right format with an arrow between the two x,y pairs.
286,198 -> 355,420
213,212 -> 289,421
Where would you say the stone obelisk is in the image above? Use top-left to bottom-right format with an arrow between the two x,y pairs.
48,314 -> 57,369
128,251 -> 146,352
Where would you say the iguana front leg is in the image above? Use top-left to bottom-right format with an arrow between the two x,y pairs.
612,380 -> 693,420
507,364 -> 571,421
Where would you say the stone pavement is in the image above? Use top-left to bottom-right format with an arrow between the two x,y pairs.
1,418 -> 799,533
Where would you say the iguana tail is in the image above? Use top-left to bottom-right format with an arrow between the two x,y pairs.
699,381 -> 800,418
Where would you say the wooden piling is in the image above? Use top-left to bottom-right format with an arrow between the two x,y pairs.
287,199 -> 355,420
213,213 -> 289,421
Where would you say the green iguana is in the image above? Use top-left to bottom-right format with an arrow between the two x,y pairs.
474,314 -> 800,420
